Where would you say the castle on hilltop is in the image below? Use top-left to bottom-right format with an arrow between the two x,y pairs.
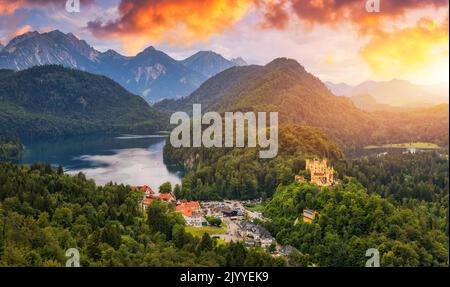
305,158 -> 335,187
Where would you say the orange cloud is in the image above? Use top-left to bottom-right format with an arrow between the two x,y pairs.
0,24 -> 33,44
85,0 -> 449,55
88,0 -> 254,55
0,1 -> 20,15
12,25 -> 32,37
255,1 -> 449,82
260,0 -> 449,33
360,17 -> 449,79
259,0 -> 290,29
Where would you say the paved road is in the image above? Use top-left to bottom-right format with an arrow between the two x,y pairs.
216,218 -> 242,243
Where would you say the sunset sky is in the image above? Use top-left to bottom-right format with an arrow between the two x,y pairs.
0,0 -> 448,85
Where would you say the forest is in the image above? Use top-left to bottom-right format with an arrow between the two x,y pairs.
264,178 -> 448,267
340,153 -> 449,202
0,66 -> 167,139
164,125 -> 449,267
165,124 -> 344,200
0,162 -> 288,267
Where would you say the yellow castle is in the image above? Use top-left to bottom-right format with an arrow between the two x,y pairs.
306,158 -> 335,187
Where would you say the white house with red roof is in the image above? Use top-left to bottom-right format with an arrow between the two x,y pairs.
176,201 -> 207,227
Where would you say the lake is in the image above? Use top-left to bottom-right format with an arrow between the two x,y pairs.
19,134 -> 184,189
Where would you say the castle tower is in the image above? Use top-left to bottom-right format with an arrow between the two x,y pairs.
305,158 -> 335,187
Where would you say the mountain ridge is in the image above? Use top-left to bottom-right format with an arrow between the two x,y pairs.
0,30 -> 247,103
156,58 -> 449,147
181,51 -> 236,78
326,79 -> 449,109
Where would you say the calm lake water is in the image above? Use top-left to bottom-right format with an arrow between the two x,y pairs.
19,134 -> 184,189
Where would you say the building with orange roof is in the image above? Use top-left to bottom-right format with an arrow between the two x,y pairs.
176,201 -> 206,227
139,185 -> 156,198
181,201 -> 201,210
158,193 -> 176,204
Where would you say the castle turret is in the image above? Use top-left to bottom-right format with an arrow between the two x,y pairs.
305,158 -> 335,187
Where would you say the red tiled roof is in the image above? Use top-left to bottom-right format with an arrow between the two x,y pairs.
179,201 -> 200,209
177,208 -> 193,218
176,201 -> 202,218
159,193 -> 175,201
140,185 -> 155,193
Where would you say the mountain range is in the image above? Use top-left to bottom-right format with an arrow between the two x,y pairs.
349,94 -> 397,112
181,51 -> 243,78
157,58 -> 449,147
0,30 -> 246,103
0,65 -> 166,139
0,30 -> 447,147
326,80 -> 449,110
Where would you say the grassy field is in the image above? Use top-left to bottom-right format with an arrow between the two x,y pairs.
244,203 -> 266,213
185,224 -> 228,238
365,142 -> 440,150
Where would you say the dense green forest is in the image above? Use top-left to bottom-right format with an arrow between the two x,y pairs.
165,124 -> 344,200
0,136 -> 22,161
0,66 -> 167,139
165,124 -> 449,267
264,178 -> 449,267
340,153 -> 449,202
0,163 -> 287,267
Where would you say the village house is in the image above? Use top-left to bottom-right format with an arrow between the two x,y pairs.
239,221 -> 274,248
132,185 -> 156,198
176,201 -> 207,227
158,193 -> 177,204
305,158 -> 335,187
200,202 -> 229,219
303,209 -> 319,224
135,184 -> 177,211
222,208 -> 244,218
204,207 -> 224,219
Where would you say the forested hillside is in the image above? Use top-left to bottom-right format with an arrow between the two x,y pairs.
156,58 -> 449,148
371,104 -> 449,147
264,178 -> 448,267
165,124 -> 344,200
0,163 -> 287,267
0,66 -> 167,139
341,152 -> 449,202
